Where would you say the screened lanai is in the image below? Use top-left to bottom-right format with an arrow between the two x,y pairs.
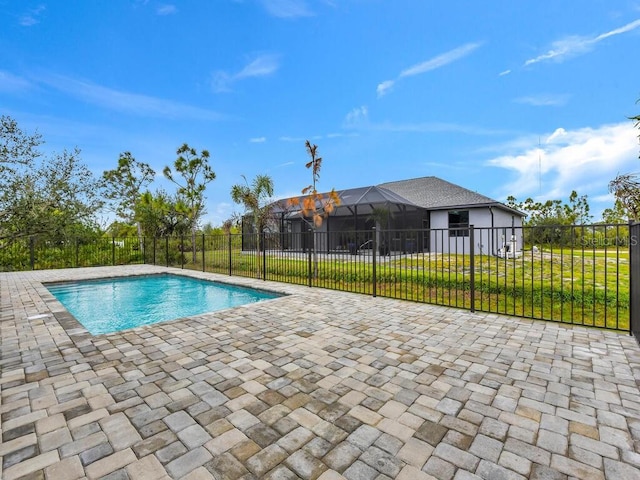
266,185 -> 429,253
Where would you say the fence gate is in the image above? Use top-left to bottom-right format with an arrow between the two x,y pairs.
630,223 -> 640,343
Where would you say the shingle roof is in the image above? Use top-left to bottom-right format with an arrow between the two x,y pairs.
272,176 -> 523,216
379,176 -> 523,216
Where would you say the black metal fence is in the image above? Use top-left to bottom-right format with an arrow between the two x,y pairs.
0,236 -> 147,271
630,223 -> 640,340
1,224 -> 634,336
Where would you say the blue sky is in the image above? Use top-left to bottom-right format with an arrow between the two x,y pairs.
2,1 -> 639,226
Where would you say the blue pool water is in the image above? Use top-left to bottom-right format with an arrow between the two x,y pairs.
46,274 -> 281,335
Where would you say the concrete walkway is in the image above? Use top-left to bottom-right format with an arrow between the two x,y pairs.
1,265 -> 640,479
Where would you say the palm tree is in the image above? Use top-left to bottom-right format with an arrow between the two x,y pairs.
369,206 -> 391,255
230,174 -> 275,277
288,141 -> 341,278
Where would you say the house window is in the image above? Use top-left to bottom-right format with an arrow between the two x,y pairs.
449,210 -> 469,237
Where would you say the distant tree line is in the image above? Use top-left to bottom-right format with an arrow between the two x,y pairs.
0,115 -> 218,256
2,99 -> 640,256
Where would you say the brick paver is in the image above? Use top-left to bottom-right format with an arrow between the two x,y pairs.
1,265 -> 640,479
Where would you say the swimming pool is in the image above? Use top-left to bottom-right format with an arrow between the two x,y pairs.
46,274 -> 282,335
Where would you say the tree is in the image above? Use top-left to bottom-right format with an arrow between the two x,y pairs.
101,152 -> 155,240
506,191 -> 591,226
0,115 -> 41,180
1,120 -> 102,244
38,148 -> 104,238
105,221 -> 138,238
564,190 -> 592,225
506,191 -> 592,246
609,173 -> 640,221
598,199 -> 630,246
135,190 -> 190,238
230,174 -> 275,277
163,143 -> 216,262
288,141 -> 341,277
369,206 -> 392,255
602,198 -> 628,224
1,116 -> 42,242
290,141 -> 341,227
609,105 -> 640,220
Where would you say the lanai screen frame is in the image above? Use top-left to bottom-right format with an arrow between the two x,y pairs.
268,185 -> 429,253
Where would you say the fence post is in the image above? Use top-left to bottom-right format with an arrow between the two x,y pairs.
165,237 -> 169,267
29,236 -> 35,270
228,234 -> 232,276
262,232 -> 267,281
308,228 -> 313,288
630,222 -> 639,340
469,225 -> 475,312
180,236 -> 184,269
372,227 -> 377,297
202,234 -> 206,272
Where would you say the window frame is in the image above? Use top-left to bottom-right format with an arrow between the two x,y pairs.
448,210 -> 469,237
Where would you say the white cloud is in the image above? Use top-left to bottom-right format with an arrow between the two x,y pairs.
376,42 -> 481,97
593,192 -> 616,203
423,161 -> 465,171
39,74 -> 224,120
279,135 -> 323,142
19,5 -> 45,26
278,132 -> 356,142
343,105 -> 506,136
376,80 -> 394,98
499,69 -> 511,76
236,55 -> 280,79
250,137 -> 266,143
524,18 -> 640,66
157,5 -> 178,15
260,0 -> 313,18
546,127 -> 567,143
486,122 -> 638,200
400,43 -> 481,77
327,132 -> 358,138
343,106 -> 369,128
514,94 -> 569,107
212,54 -> 280,93
0,71 -> 32,92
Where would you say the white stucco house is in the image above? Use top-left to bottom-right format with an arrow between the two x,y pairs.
246,176 -> 524,255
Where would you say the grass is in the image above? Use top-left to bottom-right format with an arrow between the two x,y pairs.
177,246 -> 630,332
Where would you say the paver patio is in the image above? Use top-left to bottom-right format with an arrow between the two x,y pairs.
1,265 -> 640,479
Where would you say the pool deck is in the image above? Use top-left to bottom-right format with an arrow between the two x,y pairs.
1,266 -> 640,480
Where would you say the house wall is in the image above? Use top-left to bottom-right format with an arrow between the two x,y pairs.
428,207 -> 523,254
487,207 -> 524,254
271,206 -> 523,255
